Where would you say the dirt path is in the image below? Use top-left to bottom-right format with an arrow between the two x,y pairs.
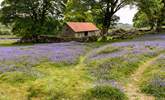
124,56 -> 159,100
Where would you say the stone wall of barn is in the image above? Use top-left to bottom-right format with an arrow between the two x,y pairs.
75,31 -> 100,38
62,25 -> 75,37
88,31 -> 100,36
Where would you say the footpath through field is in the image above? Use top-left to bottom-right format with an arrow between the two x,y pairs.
124,56 -> 160,100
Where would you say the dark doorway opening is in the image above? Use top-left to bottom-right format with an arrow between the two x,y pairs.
85,32 -> 88,36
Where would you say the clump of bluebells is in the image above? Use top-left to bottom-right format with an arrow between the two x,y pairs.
86,40 -> 165,62
0,42 -> 87,73
86,40 -> 165,80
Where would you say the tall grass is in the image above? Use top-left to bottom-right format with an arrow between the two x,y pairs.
140,55 -> 165,99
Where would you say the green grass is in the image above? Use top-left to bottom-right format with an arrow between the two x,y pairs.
0,72 -> 37,85
140,55 -> 165,99
0,39 -> 18,46
0,35 -> 17,39
0,39 -> 36,46
0,61 -> 93,100
97,46 -> 120,55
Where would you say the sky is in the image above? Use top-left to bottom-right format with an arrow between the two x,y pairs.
116,6 -> 138,24
0,0 -> 138,24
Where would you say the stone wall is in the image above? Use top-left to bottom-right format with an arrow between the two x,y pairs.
75,31 -> 100,38
62,25 -> 75,37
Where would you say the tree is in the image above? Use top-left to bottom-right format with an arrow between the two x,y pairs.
0,0 -> 67,41
65,0 -> 120,29
134,0 -> 164,31
64,0 -> 93,22
156,0 -> 165,31
85,0 -> 131,35
133,10 -> 150,28
163,0 -> 165,24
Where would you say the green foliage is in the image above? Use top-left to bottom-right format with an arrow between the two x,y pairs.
13,18 -> 63,38
85,85 -> 128,100
64,0 -> 93,22
133,11 -> 149,28
0,0 -> 67,39
134,0 -> 165,30
64,0 -> 120,29
0,23 -> 11,35
86,0 -> 131,34
65,0 -> 130,34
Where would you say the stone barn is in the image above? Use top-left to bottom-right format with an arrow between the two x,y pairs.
63,22 -> 100,38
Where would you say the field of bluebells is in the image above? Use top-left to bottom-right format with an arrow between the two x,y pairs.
0,34 -> 164,100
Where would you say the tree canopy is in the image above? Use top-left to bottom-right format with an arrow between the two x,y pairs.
133,0 -> 165,31
64,0 -> 93,22
84,0 -> 132,35
0,0 -> 67,41
64,0 -> 121,30
0,0 -> 165,40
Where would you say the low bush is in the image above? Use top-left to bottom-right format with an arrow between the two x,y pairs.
85,85 -> 128,100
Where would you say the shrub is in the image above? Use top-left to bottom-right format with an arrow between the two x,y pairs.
85,85 -> 128,100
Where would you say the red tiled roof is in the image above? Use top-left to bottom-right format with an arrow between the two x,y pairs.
67,22 -> 99,32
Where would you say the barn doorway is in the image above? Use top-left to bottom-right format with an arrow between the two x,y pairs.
85,32 -> 88,36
